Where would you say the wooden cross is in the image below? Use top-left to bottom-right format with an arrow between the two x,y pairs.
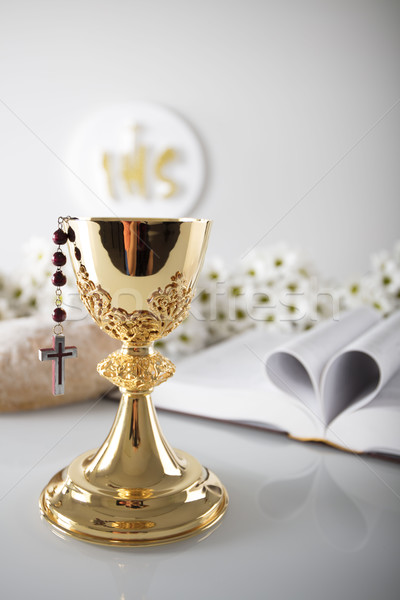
39,335 -> 77,396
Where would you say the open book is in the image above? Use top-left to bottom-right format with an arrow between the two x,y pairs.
153,308 -> 400,457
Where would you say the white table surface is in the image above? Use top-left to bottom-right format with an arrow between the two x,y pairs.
1,397 -> 400,600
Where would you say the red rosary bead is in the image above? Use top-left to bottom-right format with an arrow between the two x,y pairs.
67,226 -> 76,242
52,307 -> 67,322
52,251 -> 67,267
52,271 -> 67,286
74,247 -> 81,261
53,228 -> 68,245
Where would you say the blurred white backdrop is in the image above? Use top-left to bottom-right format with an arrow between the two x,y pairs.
0,0 -> 399,280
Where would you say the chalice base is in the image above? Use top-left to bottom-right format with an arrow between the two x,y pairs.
39,392 -> 228,546
39,450 -> 227,546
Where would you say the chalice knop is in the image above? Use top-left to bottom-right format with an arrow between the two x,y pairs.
39,218 -> 228,546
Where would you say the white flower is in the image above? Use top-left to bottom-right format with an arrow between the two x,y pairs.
259,242 -> 314,282
246,286 -> 277,325
197,256 -> 227,289
236,252 -> 268,283
19,237 -> 54,285
393,240 -> 400,265
340,260 -> 400,316
0,297 -> 17,320
371,249 -> 391,272
160,313 -> 208,358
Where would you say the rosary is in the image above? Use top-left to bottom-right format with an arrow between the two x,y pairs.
38,217 -> 78,396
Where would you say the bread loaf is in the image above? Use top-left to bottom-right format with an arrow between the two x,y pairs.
0,316 -> 119,411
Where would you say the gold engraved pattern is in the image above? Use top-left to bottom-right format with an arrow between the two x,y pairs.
97,350 -> 175,391
92,518 -> 155,530
76,266 -> 193,344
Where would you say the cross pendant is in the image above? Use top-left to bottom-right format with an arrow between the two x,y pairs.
39,335 -> 78,396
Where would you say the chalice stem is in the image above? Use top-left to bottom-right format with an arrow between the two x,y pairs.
85,390 -> 184,490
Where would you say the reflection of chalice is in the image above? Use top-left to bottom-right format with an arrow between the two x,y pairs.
39,218 -> 228,546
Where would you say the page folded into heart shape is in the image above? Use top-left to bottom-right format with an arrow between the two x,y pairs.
266,308 -> 400,425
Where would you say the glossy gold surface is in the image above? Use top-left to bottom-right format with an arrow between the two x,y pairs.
39,218 -> 228,546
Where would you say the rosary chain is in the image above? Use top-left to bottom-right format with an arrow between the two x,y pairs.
52,216 -> 72,336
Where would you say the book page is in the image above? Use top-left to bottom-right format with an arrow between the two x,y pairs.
322,310 -> 400,423
326,367 -> 400,455
265,308 -> 379,422
153,328 -> 323,439
172,328 -> 290,390
154,380 -> 322,440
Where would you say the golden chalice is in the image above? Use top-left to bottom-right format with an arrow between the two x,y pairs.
39,217 -> 228,546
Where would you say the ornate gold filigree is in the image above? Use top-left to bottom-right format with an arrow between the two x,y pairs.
97,350 -> 175,391
76,266 -> 193,344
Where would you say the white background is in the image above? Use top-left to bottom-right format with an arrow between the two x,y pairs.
0,0 -> 399,280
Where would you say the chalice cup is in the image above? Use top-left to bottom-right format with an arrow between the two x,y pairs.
39,218 -> 228,546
